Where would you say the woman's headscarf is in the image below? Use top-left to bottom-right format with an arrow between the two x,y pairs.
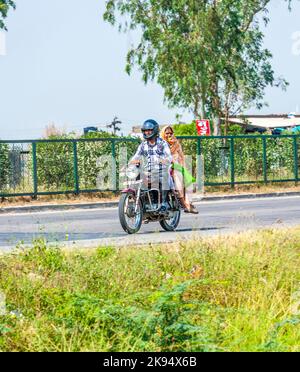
160,126 -> 181,155
161,125 -> 194,185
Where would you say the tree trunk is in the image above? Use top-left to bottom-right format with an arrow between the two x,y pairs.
224,107 -> 229,137
193,96 -> 200,119
211,76 -> 222,136
193,83 -> 207,119
213,116 -> 221,136
200,96 -> 206,119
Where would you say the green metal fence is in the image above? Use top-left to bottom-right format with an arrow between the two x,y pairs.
0,134 -> 299,198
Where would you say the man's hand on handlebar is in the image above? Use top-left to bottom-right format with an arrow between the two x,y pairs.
130,160 -> 141,166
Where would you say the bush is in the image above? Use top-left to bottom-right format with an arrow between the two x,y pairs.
0,228 -> 299,351
0,143 -> 10,192
31,125 -> 300,193
35,132 -> 140,193
173,122 -> 298,183
77,132 -> 139,190
36,137 -> 75,192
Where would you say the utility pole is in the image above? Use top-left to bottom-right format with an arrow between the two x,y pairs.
107,116 -> 122,136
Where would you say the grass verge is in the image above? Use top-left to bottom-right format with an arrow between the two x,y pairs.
0,227 -> 300,352
205,182 -> 300,195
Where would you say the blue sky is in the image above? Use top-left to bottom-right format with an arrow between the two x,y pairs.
0,0 -> 300,139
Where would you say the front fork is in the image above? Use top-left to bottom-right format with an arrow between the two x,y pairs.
135,184 -> 142,213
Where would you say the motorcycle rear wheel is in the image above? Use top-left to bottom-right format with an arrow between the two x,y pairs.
159,209 -> 181,231
119,193 -> 143,234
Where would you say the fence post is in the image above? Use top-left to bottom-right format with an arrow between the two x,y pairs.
230,138 -> 235,189
197,137 -> 203,191
111,139 -> 117,192
262,137 -> 268,184
32,142 -> 38,199
293,136 -> 299,184
73,141 -> 80,195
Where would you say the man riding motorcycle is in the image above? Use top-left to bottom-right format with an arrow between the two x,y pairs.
130,119 -> 173,213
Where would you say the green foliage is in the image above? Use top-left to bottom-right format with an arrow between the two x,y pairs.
0,142 -> 10,190
172,123 -> 299,183
2,129 -> 299,195
78,134 -> 115,190
0,0 -> 15,30
103,1 -> 294,134
34,132 -> 140,192
78,132 -> 139,190
222,124 -> 245,135
173,121 -> 244,136
20,238 -> 66,273
173,122 -> 198,137
0,227 -> 300,351
33,130 -> 300,192
36,137 -> 75,192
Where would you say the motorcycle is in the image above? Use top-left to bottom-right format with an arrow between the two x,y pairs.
118,162 -> 182,234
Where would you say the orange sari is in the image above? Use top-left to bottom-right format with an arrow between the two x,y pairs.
160,126 -> 191,208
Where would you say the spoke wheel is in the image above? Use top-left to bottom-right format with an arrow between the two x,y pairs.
119,193 -> 143,234
159,209 -> 181,231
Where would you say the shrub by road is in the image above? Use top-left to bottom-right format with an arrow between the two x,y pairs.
0,227 -> 299,352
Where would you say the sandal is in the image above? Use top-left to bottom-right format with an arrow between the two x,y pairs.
184,204 -> 199,214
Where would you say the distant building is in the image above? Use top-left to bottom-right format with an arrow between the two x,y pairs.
83,126 -> 99,135
131,126 -> 142,134
130,126 -> 143,139
226,114 -> 300,133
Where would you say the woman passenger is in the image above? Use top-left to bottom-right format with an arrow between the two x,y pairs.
161,126 -> 198,214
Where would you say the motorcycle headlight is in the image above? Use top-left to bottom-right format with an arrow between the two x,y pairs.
126,166 -> 140,180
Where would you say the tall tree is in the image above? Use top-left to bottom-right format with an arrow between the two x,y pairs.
0,0 -> 15,30
104,0 -> 294,135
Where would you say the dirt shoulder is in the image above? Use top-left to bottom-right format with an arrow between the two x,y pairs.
0,183 -> 299,207
204,183 -> 300,196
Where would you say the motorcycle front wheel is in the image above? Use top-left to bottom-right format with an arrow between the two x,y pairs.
119,193 -> 143,234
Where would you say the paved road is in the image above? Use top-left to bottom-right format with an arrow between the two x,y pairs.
1,196 -> 300,251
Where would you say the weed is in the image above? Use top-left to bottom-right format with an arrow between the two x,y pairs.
0,227 -> 299,351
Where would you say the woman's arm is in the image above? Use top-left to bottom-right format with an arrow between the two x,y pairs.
177,142 -> 186,167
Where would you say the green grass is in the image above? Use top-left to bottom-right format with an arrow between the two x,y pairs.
0,228 -> 300,352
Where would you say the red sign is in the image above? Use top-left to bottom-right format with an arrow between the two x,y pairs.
196,120 -> 211,136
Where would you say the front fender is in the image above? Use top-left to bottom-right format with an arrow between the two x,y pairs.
121,188 -> 136,196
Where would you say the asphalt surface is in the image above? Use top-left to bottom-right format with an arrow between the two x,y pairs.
0,196 -> 300,251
